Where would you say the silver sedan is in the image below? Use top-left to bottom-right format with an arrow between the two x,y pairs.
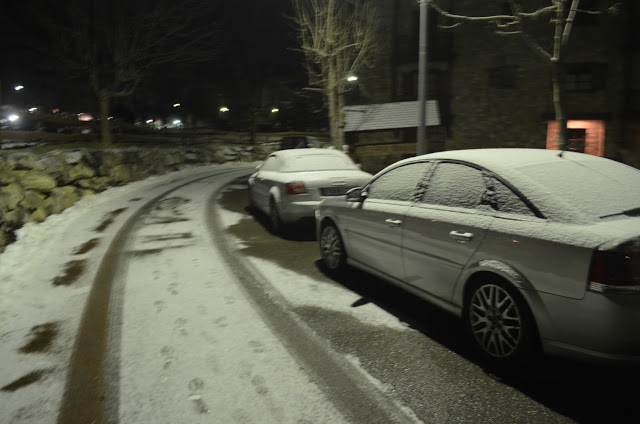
316,148 -> 640,365
248,148 -> 372,232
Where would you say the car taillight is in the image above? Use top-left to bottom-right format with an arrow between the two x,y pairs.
589,240 -> 640,293
285,182 -> 307,195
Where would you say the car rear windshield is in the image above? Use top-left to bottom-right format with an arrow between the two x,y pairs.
282,154 -> 356,172
517,159 -> 640,219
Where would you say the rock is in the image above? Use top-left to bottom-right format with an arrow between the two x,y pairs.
34,155 -> 68,184
95,150 -> 125,176
59,150 -> 85,165
19,190 -> 46,210
76,177 -> 112,191
111,164 -> 131,183
7,153 -> 38,170
21,171 -> 57,192
28,205 -> 48,223
2,207 -> 25,226
0,183 -> 26,211
0,224 -> 17,253
53,186 -> 83,209
68,162 -> 95,181
41,186 -> 81,215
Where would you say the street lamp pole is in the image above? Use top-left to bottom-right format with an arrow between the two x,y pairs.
417,1 -> 429,156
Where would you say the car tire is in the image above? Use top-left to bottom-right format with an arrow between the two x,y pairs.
464,279 -> 538,364
320,222 -> 346,274
269,198 -> 283,233
247,188 -> 256,213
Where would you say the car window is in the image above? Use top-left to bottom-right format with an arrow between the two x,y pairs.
281,154 -> 357,171
280,136 -> 309,149
484,177 -> 536,216
422,162 -> 485,209
260,156 -> 279,172
366,163 -> 429,201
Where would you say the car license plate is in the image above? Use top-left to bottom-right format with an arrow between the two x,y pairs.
322,187 -> 349,196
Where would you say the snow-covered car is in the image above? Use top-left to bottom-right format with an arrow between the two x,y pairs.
248,148 -> 371,232
316,148 -> 640,365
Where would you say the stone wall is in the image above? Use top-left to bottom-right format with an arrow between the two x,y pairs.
0,143 -> 277,252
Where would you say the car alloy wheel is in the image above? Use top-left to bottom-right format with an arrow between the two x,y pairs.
320,223 -> 345,272
467,282 -> 525,360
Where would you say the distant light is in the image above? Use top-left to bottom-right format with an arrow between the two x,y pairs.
173,103 -> 181,108
173,119 -> 182,125
78,113 -> 93,121
29,107 -> 37,113
220,107 -> 229,112
146,119 -> 153,124
52,108 -> 60,114
14,85 -> 24,91
347,76 -> 358,82
8,114 -> 19,122
108,116 -> 114,120
271,108 -> 279,113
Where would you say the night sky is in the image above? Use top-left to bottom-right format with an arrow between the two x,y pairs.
0,0 -> 312,128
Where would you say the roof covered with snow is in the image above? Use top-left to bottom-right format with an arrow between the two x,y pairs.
343,100 -> 440,132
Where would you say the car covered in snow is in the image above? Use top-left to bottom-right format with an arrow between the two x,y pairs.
248,148 -> 371,232
316,148 -> 640,365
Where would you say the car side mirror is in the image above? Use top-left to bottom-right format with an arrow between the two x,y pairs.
346,187 -> 365,202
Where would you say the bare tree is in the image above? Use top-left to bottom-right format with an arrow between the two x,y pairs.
421,0 -> 621,149
37,0 -> 224,146
292,0 -> 379,149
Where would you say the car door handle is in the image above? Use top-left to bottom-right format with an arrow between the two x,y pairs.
385,219 -> 402,227
449,231 -> 473,242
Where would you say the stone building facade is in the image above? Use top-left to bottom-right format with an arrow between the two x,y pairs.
349,0 -> 640,172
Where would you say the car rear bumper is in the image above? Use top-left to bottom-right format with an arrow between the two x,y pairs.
279,200 -> 322,223
538,290 -> 640,366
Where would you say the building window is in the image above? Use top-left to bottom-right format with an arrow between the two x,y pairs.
567,128 -> 587,152
565,63 -> 607,91
488,66 -> 517,89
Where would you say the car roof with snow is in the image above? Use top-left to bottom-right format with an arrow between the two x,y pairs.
389,148 -> 640,223
270,148 -> 344,159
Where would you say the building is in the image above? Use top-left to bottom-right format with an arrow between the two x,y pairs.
347,0 -> 640,173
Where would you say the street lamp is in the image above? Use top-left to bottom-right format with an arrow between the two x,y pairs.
271,108 -> 279,113
173,103 -> 181,108
347,75 -> 358,82
219,106 -> 229,112
14,85 -> 24,91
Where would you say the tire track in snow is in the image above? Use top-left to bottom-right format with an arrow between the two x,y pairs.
56,168 -> 250,424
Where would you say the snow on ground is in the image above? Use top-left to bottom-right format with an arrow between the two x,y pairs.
1,161 -> 419,424
0,163 -> 261,423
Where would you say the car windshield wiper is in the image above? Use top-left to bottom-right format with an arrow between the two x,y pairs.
600,207 -> 640,219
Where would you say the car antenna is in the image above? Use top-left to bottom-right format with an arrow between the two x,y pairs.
557,139 -> 577,158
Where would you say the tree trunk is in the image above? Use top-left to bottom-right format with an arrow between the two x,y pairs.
551,60 -> 568,151
337,90 -> 345,150
99,92 -> 113,147
328,61 -> 342,150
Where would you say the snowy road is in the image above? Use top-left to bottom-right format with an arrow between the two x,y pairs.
0,164 -> 419,424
